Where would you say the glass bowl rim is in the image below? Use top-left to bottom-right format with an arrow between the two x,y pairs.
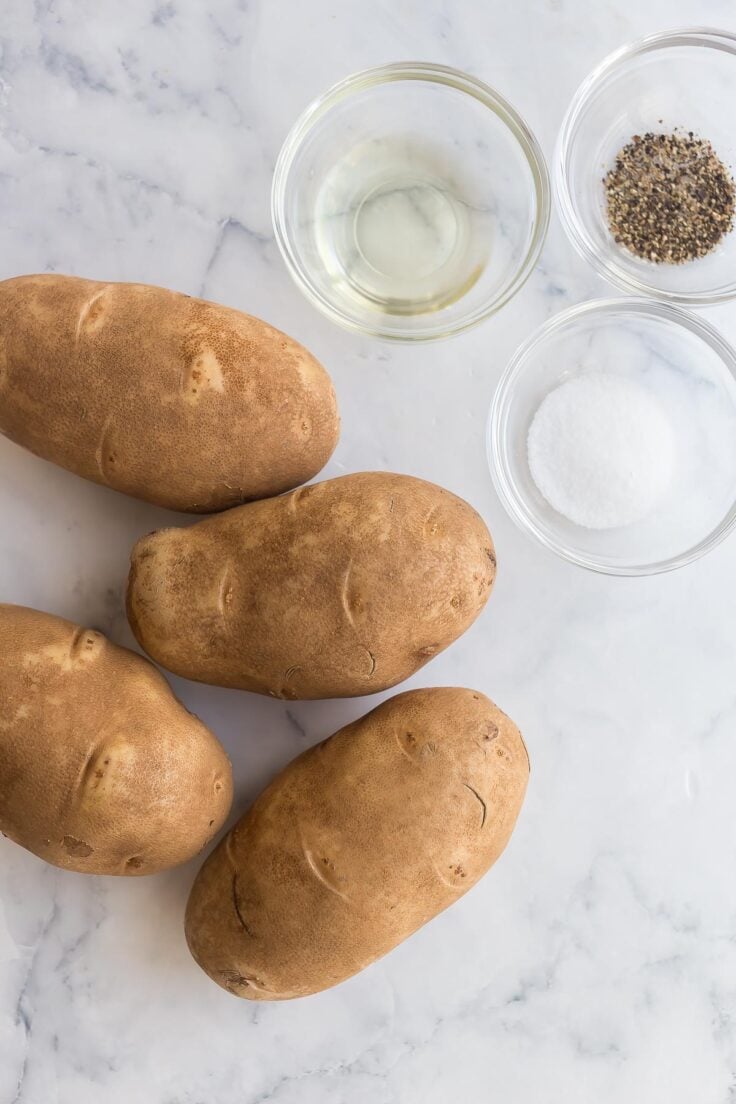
271,61 -> 551,342
488,296 -> 736,576
554,26 -> 736,307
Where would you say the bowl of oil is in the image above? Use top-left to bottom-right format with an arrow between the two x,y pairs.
272,63 -> 550,341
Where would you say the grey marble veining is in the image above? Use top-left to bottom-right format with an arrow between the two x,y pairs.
2,1 -> 736,1101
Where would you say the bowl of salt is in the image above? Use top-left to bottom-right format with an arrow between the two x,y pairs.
488,298 -> 736,574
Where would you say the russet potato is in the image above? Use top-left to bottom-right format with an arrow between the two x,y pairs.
127,472 -> 497,699
185,687 -> 529,1000
0,274 -> 339,511
0,604 -> 233,875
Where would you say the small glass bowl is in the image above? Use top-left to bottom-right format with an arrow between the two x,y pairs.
272,63 -> 550,341
488,299 -> 736,575
556,28 -> 736,305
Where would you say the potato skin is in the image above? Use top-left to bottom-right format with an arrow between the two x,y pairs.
185,687 -> 528,1000
0,604 -> 233,875
127,472 -> 496,699
0,274 -> 339,511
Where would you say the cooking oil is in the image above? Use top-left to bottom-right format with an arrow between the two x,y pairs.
313,136 -> 492,317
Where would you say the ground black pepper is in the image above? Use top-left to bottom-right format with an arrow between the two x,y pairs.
603,130 -> 735,264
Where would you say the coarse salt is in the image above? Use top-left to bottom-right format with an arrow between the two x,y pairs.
527,372 -> 676,530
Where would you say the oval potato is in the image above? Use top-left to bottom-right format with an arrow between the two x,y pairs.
127,472 -> 496,699
0,604 -> 233,875
185,687 -> 528,999
0,274 -> 339,512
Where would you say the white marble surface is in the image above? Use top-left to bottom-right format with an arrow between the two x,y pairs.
1,1 -> 736,1100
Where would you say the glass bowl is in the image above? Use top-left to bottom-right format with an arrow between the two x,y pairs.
272,63 -> 550,341
488,299 -> 736,575
556,28 -> 736,305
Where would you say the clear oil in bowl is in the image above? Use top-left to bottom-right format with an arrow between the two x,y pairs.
313,136 -> 493,317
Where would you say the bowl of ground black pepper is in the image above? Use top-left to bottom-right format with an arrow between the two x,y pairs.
556,28 -> 736,305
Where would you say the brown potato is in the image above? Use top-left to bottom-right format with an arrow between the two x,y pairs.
185,687 -> 528,1000
127,472 -> 496,700
0,274 -> 339,512
0,604 -> 233,875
